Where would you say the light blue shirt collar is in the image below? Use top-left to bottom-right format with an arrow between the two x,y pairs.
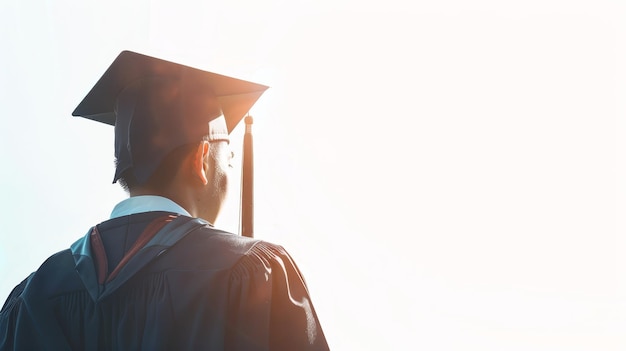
110,195 -> 191,219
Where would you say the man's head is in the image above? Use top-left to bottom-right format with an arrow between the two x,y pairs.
72,51 -> 268,223
118,137 -> 233,223
111,75 -> 233,222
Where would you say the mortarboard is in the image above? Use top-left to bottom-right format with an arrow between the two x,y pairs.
72,50 -> 268,185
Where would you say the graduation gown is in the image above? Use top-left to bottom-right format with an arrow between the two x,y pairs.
0,212 -> 329,350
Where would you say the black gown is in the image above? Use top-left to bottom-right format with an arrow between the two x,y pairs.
0,212 -> 329,350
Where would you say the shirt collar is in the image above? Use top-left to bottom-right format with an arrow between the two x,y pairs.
110,195 -> 191,219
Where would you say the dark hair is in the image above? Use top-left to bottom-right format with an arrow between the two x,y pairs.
116,166 -> 135,193
116,138 -> 209,193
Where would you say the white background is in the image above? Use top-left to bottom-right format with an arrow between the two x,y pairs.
1,1 -> 625,350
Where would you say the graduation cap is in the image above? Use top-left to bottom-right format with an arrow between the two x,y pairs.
72,50 -> 268,237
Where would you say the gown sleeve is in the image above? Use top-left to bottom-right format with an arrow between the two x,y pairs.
0,274 -> 53,351
226,242 -> 329,351
1,276 -> 30,350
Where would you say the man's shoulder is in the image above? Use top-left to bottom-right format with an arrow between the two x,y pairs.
1,248 -> 79,313
29,249 -> 83,293
158,223 -> 287,270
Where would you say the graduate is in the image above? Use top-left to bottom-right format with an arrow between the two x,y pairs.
0,51 -> 329,351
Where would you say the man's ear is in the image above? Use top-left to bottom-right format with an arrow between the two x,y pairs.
192,140 -> 210,185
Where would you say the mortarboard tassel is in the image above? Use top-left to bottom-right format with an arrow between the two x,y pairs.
241,115 -> 254,238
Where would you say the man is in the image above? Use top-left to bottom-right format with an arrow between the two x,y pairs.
0,51 -> 329,350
